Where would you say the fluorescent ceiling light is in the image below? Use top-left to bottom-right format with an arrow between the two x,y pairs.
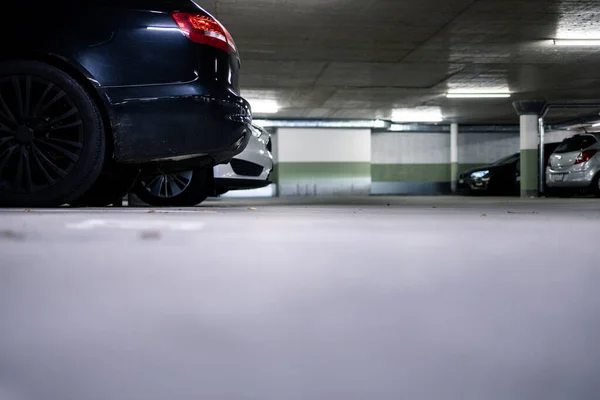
553,39 -> 600,46
252,119 -> 389,128
248,99 -> 279,114
391,107 -> 443,123
447,93 -> 511,98
446,89 -> 511,98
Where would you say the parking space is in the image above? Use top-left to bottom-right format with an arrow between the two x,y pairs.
2,197 -> 600,399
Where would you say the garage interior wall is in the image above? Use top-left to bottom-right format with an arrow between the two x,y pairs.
276,128 -> 372,196
371,131 -> 529,195
457,132 -> 520,171
371,132 -> 451,195
230,128 -> 572,198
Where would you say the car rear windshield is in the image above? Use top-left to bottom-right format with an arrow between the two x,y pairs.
553,135 -> 597,153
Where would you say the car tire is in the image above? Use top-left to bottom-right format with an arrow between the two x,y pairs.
132,167 -> 212,207
0,60 -> 105,207
592,173 -> 600,198
70,162 -> 140,207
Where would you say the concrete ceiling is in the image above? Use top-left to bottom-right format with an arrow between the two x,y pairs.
198,0 -> 600,124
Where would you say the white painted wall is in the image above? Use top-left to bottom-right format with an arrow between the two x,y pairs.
458,133 -> 519,164
372,132 -> 450,164
545,130 -> 572,144
277,128 -> 371,162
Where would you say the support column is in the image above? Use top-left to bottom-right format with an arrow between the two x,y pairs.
513,100 -> 547,198
450,123 -> 459,193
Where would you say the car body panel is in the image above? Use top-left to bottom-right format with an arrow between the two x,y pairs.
0,0 -> 250,165
458,153 -> 520,195
214,125 -> 274,192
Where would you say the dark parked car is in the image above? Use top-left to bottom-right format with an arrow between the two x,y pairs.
458,143 -> 560,195
0,0 -> 251,207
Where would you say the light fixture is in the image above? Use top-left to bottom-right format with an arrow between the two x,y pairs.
447,93 -> 511,98
252,119 -> 389,129
391,107 -> 443,123
446,90 -> 511,99
248,99 -> 279,114
592,122 -> 600,128
553,39 -> 600,46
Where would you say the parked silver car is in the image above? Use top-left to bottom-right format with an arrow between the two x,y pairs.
546,133 -> 600,196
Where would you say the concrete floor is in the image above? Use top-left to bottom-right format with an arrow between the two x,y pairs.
1,196 -> 600,400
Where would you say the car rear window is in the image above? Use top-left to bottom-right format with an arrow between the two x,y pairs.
553,135 -> 597,153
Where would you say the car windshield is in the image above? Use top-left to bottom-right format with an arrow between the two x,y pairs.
554,135 -> 597,154
491,153 -> 519,165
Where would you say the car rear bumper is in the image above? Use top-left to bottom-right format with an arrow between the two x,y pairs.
103,83 -> 252,165
214,178 -> 272,191
457,177 -> 489,192
546,169 -> 597,188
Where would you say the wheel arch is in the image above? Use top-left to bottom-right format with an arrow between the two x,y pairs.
0,52 -> 115,159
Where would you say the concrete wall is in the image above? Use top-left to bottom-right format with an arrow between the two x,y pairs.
545,130 -> 572,143
232,127 -> 573,198
276,128 -> 371,196
371,132 -> 451,195
457,132 -> 520,165
371,131 -> 524,195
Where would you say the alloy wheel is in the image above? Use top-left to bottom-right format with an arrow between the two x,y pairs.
0,75 -> 84,194
141,170 -> 194,198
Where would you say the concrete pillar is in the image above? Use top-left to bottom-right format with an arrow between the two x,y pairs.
450,123 -> 459,192
519,115 -> 539,197
513,100 -> 547,198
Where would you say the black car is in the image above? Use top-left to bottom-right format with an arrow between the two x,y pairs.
458,143 -> 561,196
0,0 -> 251,207
458,153 -> 521,195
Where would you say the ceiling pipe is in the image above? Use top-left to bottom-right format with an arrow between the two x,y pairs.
256,103 -> 600,133
540,102 -> 600,118
253,119 -> 391,129
377,124 -> 520,133
546,110 -> 600,131
255,119 -> 520,133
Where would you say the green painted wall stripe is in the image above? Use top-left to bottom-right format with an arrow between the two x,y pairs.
277,162 -> 371,184
521,149 -> 538,192
372,164 -> 451,182
275,162 -> 508,186
371,163 -> 489,183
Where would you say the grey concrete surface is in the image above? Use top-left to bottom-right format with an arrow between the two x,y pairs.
202,0 -> 600,124
1,196 -> 600,400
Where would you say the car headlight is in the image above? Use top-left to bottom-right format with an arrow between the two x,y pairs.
471,170 -> 489,179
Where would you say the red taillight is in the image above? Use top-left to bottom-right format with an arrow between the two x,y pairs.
172,12 -> 237,54
574,149 -> 597,165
